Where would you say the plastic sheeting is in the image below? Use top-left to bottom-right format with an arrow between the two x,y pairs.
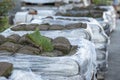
2,16 -> 109,47
1,28 -> 90,41
34,16 -> 109,47
22,0 -> 61,4
10,70 -> 43,80
0,38 -> 97,80
100,6 -> 116,31
21,0 -> 90,6
42,16 -> 109,45
21,0 -> 82,4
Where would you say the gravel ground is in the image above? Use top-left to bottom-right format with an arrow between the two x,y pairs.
106,19 -> 120,80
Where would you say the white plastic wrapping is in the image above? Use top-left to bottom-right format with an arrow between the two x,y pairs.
21,0 -> 90,6
40,17 -> 109,70
0,77 -> 8,80
0,38 -> 97,80
21,0 -> 82,4
2,16 -> 109,47
101,6 -> 117,31
37,16 -> 109,46
21,0 -> 59,4
45,16 -> 109,45
9,70 -> 43,80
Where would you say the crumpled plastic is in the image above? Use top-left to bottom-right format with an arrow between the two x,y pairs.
0,38 -> 97,80
21,0 -> 83,4
9,70 -> 43,80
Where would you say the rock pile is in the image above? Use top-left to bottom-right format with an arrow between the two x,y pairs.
11,23 -> 86,31
0,34 -> 77,56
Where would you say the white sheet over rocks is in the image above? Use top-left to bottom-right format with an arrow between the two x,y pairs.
99,6 -> 116,31
33,16 -> 109,48
21,0 -> 90,7
43,16 -> 109,44
22,0 -> 60,4
21,0 -> 82,4
0,38 -> 97,80
2,16 -> 109,49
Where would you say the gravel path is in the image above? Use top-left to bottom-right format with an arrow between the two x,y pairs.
106,19 -> 120,80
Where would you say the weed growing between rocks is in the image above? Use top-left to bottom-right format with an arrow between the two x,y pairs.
27,29 -> 53,52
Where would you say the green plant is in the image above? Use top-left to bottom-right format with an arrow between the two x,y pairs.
0,0 -> 14,16
92,0 -> 112,5
0,0 -> 14,32
27,29 -> 53,52
0,17 -> 10,32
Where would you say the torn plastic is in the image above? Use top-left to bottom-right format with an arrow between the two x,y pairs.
0,38 -> 97,80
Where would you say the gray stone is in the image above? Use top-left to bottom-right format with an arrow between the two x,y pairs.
52,37 -> 71,54
0,62 -> 13,77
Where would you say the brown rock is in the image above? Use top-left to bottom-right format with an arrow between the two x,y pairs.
0,42 -> 23,53
65,23 -> 82,29
25,25 -> 36,31
18,34 -> 34,46
49,25 -> 64,30
7,34 -> 21,43
38,24 -> 49,30
81,23 -> 87,28
17,46 -> 41,55
0,62 -> 13,77
19,35 -> 42,48
11,24 -> 26,31
41,50 -> 64,57
68,46 -> 78,56
52,37 -> 71,54
11,24 -> 49,31
18,35 -> 32,45
0,35 -> 6,45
